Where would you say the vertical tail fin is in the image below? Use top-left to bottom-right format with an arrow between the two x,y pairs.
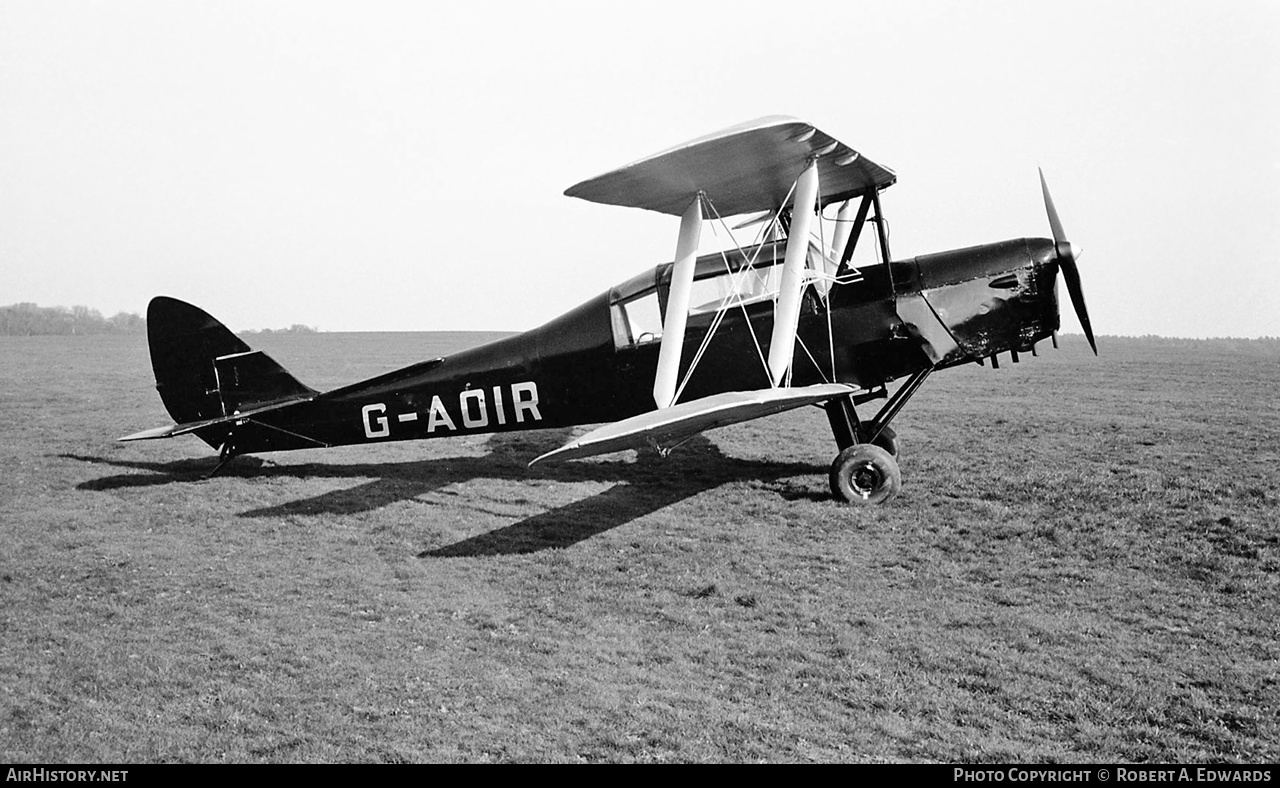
146,297 -> 316,447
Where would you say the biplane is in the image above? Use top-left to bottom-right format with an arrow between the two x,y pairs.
122,116 -> 1094,504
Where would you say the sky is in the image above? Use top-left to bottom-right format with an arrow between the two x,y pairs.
1,0 -> 1277,337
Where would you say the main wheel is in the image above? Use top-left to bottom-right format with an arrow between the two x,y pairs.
829,444 -> 902,505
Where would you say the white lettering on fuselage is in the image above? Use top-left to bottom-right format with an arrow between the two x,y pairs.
362,403 -> 390,438
492,385 -> 507,425
426,395 -> 456,432
361,381 -> 541,440
460,389 -> 487,428
511,381 -> 541,423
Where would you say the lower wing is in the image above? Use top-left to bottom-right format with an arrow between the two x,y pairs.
530,383 -> 855,465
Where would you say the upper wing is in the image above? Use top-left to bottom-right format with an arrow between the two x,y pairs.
530,383 -> 856,465
564,116 -> 895,217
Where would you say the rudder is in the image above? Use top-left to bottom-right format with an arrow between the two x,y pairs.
146,297 -> 317,447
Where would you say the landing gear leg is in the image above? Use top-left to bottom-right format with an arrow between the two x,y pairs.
823,367 -> 932,504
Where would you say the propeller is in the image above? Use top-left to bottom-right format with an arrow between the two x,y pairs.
1039,168 -> 1096,355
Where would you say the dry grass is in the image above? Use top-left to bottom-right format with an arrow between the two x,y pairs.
1,332 -> 1276,762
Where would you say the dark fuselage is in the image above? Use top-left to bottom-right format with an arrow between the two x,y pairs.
215,237 -> 1061,456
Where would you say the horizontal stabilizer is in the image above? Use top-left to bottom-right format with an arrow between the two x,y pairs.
530,383 -> 856,465
117,394 -> 314,442
117,424 -> 189,442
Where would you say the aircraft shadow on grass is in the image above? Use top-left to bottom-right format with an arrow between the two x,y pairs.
63,430 -> 826,557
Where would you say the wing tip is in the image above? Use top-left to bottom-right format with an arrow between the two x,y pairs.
528,443 -> 580,466
117,425 -> 180,442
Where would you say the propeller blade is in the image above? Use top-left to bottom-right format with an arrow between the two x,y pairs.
1039,167 -> 1066,247
1060,258 -> 1097,355
1039,168 -> 1096,355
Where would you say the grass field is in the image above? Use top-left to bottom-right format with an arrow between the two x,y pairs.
1,332 -> 1276,762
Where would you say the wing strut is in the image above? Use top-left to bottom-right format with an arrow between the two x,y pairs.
653,195 -> 704,409
820,198 -> 857,297
767,159 -> 820,386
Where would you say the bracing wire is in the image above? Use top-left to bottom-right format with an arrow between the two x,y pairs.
671,194 -> 776,403
666,173 -> 860,402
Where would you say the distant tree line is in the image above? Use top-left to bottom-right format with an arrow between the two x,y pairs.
240,324 -> 318,335
1121,334 -> 1280,351
0,303 -> 322,336
0,303 -> 146,336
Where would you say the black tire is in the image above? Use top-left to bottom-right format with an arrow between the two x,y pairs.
829,444 -> 902,505
869,425 -> 898,459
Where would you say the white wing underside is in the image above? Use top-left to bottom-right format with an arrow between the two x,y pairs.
530,383 -> 856,465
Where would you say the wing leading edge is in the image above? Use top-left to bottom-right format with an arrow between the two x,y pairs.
564,116 -> 895,217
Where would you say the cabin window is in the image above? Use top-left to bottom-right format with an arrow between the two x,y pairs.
611,290 -> 663,348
